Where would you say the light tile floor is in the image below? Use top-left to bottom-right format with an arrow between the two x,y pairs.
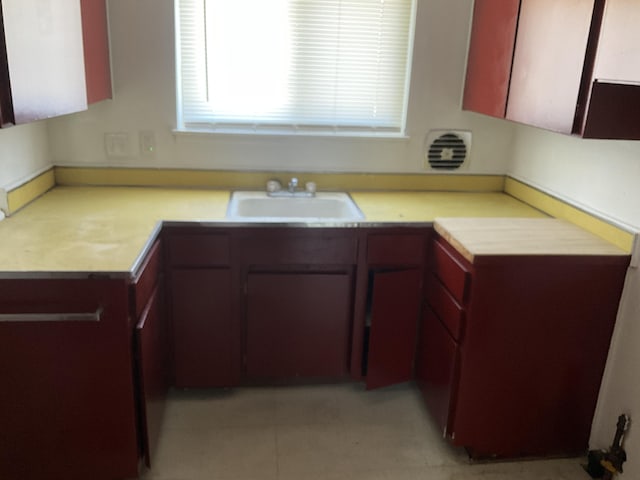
141,383 -> 592,480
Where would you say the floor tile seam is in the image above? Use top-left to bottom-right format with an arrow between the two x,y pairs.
278,463 -> 432,478
274,424 -> 281,479
160,422 -> 281,432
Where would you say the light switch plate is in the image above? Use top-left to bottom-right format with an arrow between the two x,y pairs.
139,131 -> 156,156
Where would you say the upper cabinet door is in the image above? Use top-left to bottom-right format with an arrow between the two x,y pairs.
462,0 -> 520,118
1,0 -> 87,124
582,0 -> 640,139
80,0 -> 112,104
0,5 -> 13,126
506,0 -> 595,134
592,0 -> 640,84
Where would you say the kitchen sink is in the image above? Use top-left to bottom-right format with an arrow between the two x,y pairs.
226,191 -> 365,222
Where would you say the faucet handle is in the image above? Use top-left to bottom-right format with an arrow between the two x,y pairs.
266,179 -> 281,193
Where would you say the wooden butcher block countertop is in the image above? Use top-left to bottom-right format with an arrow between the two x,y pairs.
433,217 -> 629,264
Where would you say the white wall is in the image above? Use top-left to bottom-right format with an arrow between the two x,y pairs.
510,125 -> 640,230
591,263 -> 640,479
509,124 -> 640,477
48,0 -> 514,174
0,121 -> 52,189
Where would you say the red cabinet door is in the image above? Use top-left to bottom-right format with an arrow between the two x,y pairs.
582,0 -> 640,139
462,0 -> 520,118
415,306 -> 458,435
365,268 -> 421,390
591,0 -> 640,86
80,0 -> 112,103
245,272 -> 352,380
171,268 -> 236,387
506,0 -> 595,133
0,279 -> 139,480
136,282 -> 169,468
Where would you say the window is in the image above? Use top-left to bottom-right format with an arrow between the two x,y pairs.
176,0 -> 416,136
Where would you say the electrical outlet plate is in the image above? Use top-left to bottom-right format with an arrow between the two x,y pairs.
104,133 -> 131,158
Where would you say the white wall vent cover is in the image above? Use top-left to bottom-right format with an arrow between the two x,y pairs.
423,130 -> 472,171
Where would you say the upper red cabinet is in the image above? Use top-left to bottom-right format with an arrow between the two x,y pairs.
0,0 -> 111,128
464,0 -> 640,140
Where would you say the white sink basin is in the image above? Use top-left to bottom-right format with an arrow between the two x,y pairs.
226,191 -> 365,222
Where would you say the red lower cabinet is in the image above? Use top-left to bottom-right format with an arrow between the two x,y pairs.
419,233 -> 629,458
4,221 -> 626,476
0,279 -> 140,480
0,239 -> 170,479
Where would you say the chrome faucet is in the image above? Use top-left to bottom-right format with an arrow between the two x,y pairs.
266,177 -> 315,197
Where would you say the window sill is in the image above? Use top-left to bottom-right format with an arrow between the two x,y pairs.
172,127 -> 411,141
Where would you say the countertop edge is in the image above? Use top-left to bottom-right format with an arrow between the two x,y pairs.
1,220 -> 436,279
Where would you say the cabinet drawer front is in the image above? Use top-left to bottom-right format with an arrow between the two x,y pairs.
430,238 -> 470,304
367,234 -> 425,265
132,241 -> 162,318
425,274 -> 464,341
168,233 -> 230,267
238,233 -> 357,265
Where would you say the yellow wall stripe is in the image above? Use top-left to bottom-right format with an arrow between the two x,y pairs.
54,167 -> 505,192
6,169 -> 56,215
504,177 -> 635,253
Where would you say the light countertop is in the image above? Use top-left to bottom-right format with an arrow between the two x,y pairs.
434,217 -> 629,263
0,186 -> 550,275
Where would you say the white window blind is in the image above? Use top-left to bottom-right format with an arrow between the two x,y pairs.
176,0 -> 416,135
